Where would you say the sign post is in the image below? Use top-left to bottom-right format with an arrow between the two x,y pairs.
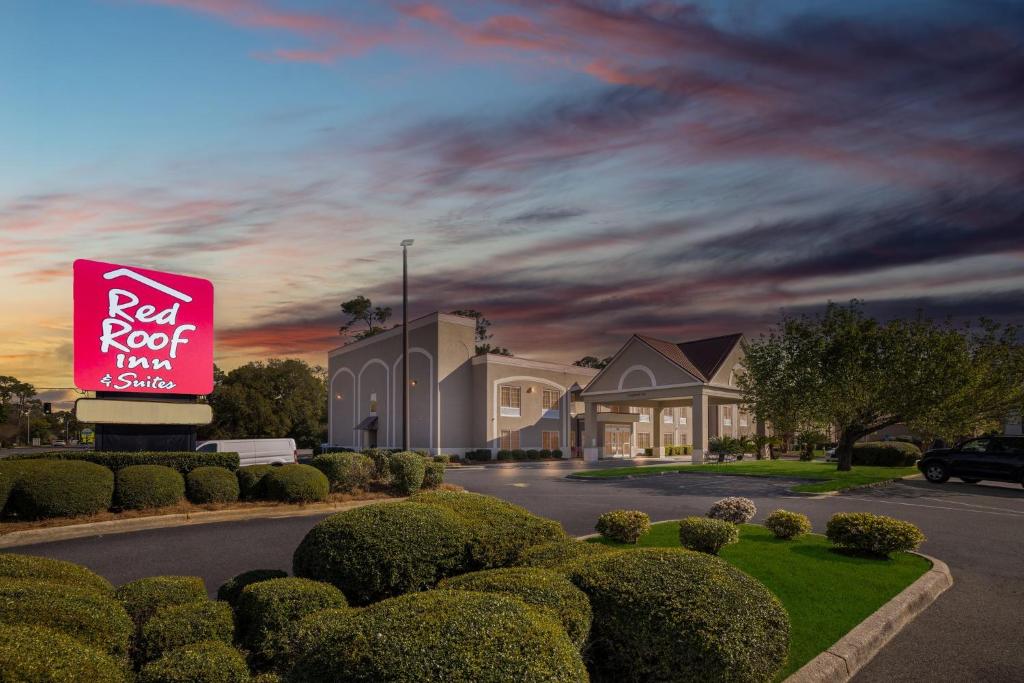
72,259 -> 215,451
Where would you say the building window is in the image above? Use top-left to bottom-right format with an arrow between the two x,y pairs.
679,416 -> 687,426
500,429 -> 520,450
542,431 -> 560,450
542,388 -> 560,419
369,393 -> 378,414
663,412 -> 674,424
499,385 -> 521,417
722,406 -> 732,427
638,407 -> 653,423
636,432 -> 652,449
663,433 -> 674,447
739,415 -> 748,427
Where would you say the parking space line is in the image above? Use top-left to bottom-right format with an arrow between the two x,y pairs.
843,496 -> 1024,517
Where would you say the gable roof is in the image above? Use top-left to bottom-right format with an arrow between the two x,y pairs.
635,332 -> 743,383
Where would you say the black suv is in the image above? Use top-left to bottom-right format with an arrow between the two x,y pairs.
918,436 -> 1024,487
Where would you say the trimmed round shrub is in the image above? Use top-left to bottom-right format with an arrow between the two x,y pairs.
439,567 -> 592,649
138,641 -> 249,683
678,516 -> 740,554
293,502 -> 471,605
115,576 -> 207,626
235,577 -> 347,669
0,579 -> 133,658
422,461 -> 445,488
138,600 -> 234,662
388,451 -> 426,495
116,465 -> 184,510
216,568 -> 288,605
262,464 -> 329,503
311,452 -> 373,493
519,539 -> 617,571
707,496 -> 757,524
410,490 -> 566,568
826,512 -> 925,557
362,448 -> 392,481
236,465 -> 274,500
0,553 -> 113,594
0,624 -> 128,683
570,548 -> 789,682
289,590 -> 587,683
852,441 -> 921,467
7,460 -> 113,519
185,467 -> 239,504
765,509 -> 812,540
595,509 -> 651,544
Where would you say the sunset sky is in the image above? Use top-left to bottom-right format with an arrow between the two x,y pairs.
3,0 -> 1023,406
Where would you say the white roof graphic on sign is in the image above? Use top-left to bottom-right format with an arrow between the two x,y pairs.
102,268 -> 192,303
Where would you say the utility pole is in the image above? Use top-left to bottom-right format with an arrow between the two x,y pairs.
400,239 -> 414,451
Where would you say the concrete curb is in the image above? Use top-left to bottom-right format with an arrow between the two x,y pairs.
0,498 -> 405,549
785,553 -> 953,682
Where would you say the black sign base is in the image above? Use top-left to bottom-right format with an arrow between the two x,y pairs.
92,391 -> 201,452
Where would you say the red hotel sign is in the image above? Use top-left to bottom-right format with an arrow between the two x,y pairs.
73,259 -> 214,395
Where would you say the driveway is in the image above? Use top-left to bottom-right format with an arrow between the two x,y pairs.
7,461 -> 1022,681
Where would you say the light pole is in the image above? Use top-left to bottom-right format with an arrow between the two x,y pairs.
400,239 -> 414,451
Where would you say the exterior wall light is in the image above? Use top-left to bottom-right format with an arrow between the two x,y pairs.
410,380 -> 418,387
335,393 -> 344,400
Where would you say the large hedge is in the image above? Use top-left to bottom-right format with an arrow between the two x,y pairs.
0,553 -> 113,594
569,548 -> 790,682
115,465 -> 185,510
138,600 -> 235,663
439,567 -> 592,649
0,579 -> 134,658
288,590 -> 588,683
292,502 -> 471,605
388,451 -> 426,495
0,624 -> 128,683
185,467 -> 239,504
261,465 -> 329,503
519,538 -> 617,571
216,568 -> 288,606
311,452 -> 373,493
409,490 -> 566,568
236,465 -> 274,500
852,441 -> 921,467
138,641 -> 250,683
234,577 -> 347,669
9,451 -> 239,473
5,460 -> 114,519
115,576 -> 207,626
826,512 -> 925,557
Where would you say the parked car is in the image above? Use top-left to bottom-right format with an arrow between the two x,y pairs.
824,446 -> 837,461
51,440 -> 66,447
195,438 -> 297,467
918,436 -> 1024,487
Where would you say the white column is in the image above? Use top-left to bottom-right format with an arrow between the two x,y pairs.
692,391 -> 708,464
732,403 -> 738,438
653,407 -> 663,457
583,401 -> 600,462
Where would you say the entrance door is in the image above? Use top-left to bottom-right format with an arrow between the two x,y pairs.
604,425 -> 632,457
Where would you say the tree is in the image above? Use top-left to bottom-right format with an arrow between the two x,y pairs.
449,309 -> 513,356
200,359 -> 327,448
340,296 -> 392,340
573,356 -> 612,369
738,301 -> 1024,472
0,375 -> 35,423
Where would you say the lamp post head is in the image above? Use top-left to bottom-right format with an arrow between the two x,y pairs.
400,239 -> 415,247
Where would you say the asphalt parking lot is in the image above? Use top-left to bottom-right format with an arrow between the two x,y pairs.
9,461 -> 1023,681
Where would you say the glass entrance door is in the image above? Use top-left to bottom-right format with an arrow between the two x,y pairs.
604,425 -> 632,457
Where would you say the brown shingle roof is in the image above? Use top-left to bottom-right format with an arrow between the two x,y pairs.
635,333 -> 743,383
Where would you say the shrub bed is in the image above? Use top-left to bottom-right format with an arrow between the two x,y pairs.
5,460 -> 114,519
0,469 -> 13,512
595,509 -> 651,544
569,548 -> 789,682
465,449 -> 493,462
138,601 -> 234,662
678,516 -> 740,554
138,641 -> 250,683
292,502 -> 471,605
826,512 -> 925,557
519,539 -> 617,571
185,467 -> 239,504
115,465 -> 185,510
311,452 -> 373,493
0,579 -> 133,657
115,576 -> 207,626
235,577 -> 347,669
852,441 -> 921,467
706,496 -> 757,524
236,465 -> 274,500
409,490 -> 565,569
261,465 -> 329,503
288,590 -> 588,683
216,569 -> 288,606
363,448 -> 392,481
765,509 -> 812,540
9,451 -> 239,473
439,567 -> 592,649
0,624 -> 128,683
388,451 -> 426,495
0,553 -> 113,594
422,461 -> 445,488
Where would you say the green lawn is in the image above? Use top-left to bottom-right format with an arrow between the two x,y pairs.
572,459 -> 919,492
590,523 -> 931,679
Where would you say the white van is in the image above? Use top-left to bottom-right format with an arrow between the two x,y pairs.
196,439 -> 297,467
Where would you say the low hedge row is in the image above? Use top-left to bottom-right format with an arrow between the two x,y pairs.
642,445 -> 693,456
8,451 -> 239,473
495,449 -> 564,461
852,441 -> 921,467
0,624 -> 128,683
